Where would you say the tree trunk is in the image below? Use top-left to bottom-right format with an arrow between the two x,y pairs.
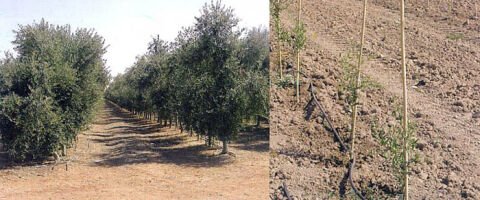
207,135 -> 213,147
221,138 -> 228,154
74,135 -> 79,150
256,115 -> 260,127
62,144 -> 67,156
180,121 -> 184,133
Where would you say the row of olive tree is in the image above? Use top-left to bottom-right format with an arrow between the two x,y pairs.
0,19 -> 110,161
105,1 -> 269,154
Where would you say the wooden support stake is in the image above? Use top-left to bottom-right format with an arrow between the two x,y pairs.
296,0 -> 302,103
278,0 -> 283,79
350,0 -> 368,162
347,1 -> 368,199
400,0 -> 409,199
476,3 -> 478,19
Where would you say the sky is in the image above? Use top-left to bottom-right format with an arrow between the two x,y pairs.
0,0 -> 269,76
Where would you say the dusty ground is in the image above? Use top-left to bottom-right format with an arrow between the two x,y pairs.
0,101 -> 269,200
270,0 -> 479,199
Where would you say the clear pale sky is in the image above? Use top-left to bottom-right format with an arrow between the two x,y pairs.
0,0 -> 269,76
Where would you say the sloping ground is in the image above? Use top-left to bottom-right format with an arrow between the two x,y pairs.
0,101 -> 269,199
270,0 -> 479,199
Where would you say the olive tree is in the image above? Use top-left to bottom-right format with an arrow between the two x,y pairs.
0,19 -> 109,161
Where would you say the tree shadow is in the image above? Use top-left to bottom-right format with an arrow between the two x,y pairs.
0,101 -> 266,170
103,124 -> 162,135
91,134 -> 234,168
92,116 -> 125,125
0,144 -> 8,169
89,102 -> 235,168
233,126 -> 269,152
0,144 -> 56,170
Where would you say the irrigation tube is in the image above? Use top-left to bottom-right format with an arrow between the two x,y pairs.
308,83 -> 364,199
349,158 -> 366,200
309,83 -> 347,151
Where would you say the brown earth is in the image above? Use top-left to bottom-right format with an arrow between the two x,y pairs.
0,102 -> 269,200
270,0 -> 479,199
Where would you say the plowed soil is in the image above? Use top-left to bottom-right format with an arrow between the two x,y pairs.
0,102 -> 269,199
270,0 -> 479,199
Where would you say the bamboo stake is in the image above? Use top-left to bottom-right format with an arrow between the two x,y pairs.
450,0 -> 454,15
350,0 -> 368,161
346,2 -> 368,199
278,0 -> 283,79
476,3 -> 478,19
296,0 -> 302,103
400,0 -> 409,199
279,34 -> 283,79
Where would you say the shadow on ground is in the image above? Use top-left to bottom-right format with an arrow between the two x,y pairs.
90,102 -> 267,168
232,125 -> 269,153
0,102 -> 269,169
0,144 -> 7,169
0,144 -> 56,169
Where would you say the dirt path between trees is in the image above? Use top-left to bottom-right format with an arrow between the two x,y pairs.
0,102 -> 268,200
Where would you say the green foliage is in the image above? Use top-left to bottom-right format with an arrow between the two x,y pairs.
446,32 -> 464,40
270,0 -> 283,30
293,21 -> 307,52
105,1 -> 269,150
338,51 -> 382,108
0,19 -> 109,161
238,26 -> 269,71
371,102 -> 417,195
338,52 -> 358,107
270,0 -> 291,44
275,74 -> 295,88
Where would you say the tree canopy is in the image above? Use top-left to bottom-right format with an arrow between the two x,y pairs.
105,1 -> 269,154
0,19 -> 110,161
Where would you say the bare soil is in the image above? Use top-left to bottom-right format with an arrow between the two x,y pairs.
270,0 -> 479,199
0,101 -> 269,199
